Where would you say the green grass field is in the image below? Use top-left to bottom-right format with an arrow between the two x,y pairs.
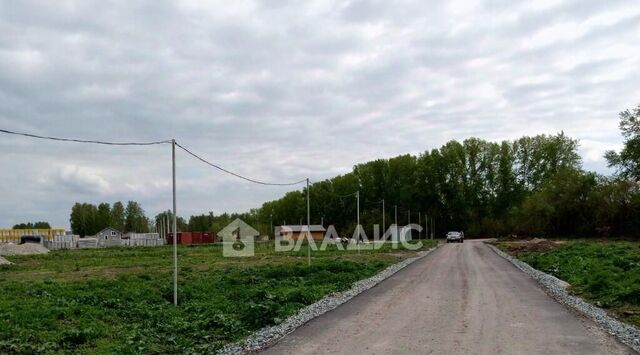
0,240 -> 435,354
500,241 -> 640,328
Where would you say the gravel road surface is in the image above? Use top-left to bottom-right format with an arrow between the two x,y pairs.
262,240 -> 633,355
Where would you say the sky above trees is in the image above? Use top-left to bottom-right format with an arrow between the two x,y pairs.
1,0 -> 639,228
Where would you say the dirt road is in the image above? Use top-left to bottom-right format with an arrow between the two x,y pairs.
262,240 -> 632,354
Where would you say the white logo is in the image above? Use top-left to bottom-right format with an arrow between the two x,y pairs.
219,218 -> 259,257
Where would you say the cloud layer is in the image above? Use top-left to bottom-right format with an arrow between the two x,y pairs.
1,0 -> 639,228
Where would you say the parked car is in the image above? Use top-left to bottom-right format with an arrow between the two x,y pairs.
446,231 -> 464,243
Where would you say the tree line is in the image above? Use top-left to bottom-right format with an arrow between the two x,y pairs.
12,222 -> 51,229
70,201 -> 150,237
73,105 -> 640,240
194,105 -> 639,239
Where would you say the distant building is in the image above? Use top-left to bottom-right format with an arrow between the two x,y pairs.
276,225 -> 326,241
94,227 -> 123,247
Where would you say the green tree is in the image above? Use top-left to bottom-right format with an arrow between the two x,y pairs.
124,201 -> 149,233
188,213 -> 215,231
591,178 -> 640,237
155,211 -> 187,233
110,201 -> 125,231
605,104 -> 640,181
70,203 -> 98,237
512,167 -> 597,237
96,203 -> 112,231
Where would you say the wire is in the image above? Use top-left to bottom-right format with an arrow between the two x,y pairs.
1,127 -> 307,186
0,128 -> 171,145
175,142 -> 308,186
338,191 -> 358,199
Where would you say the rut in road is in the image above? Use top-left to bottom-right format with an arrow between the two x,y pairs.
261,240 -> 633,355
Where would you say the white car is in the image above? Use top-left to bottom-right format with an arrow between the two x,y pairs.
446,231 -> 464,243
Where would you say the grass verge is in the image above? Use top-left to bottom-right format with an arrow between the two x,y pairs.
497,240 -> 640,328
0,240 -> 435,354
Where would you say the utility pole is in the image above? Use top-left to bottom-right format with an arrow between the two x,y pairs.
407,210 -> 411,240
382,199 -> 385,238
321,216 -> 324,226
307,178 -> 311,266
418,212 -> 421,239
432,216 -> 435,239
425,213 -> 430,240
270,210 -> 273,238
171,139 -> 178,306
165,214 -> 169,242
394,205 -> 398,242
356,190 -> 360,253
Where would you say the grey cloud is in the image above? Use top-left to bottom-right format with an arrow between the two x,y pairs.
1,0 -> 639,228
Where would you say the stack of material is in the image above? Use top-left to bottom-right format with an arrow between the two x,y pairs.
97,237 -> 122,248
122,233 -> 165,247
121,238 -> 165,247
0,256 -> 11,265
77,238 -> 98,249
0,243 -> 49,256
46,235 -> 79,250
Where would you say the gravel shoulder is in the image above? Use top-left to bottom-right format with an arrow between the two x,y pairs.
261,240 -> 633,354
487,242 -> 640,353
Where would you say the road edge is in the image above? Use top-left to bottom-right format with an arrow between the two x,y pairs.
486,242 -> 640,353
218,243 -> 441,355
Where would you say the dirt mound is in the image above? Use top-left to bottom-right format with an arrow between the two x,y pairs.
0,256 -> 11,265
504,238 -> 558,255
0,243 -> 50,256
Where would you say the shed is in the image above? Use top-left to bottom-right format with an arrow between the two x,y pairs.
277,225 -> 326,241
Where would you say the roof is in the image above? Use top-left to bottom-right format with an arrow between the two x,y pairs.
279,225 -> 326,232
97,227 -> 122,234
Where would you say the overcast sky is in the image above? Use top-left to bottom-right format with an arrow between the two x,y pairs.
1,0 -> 639,229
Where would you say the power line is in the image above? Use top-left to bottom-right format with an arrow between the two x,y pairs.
0,128 -> 171,146
2,127 -> 307,186
338,191 -> 358,199
175,142 -> 308,186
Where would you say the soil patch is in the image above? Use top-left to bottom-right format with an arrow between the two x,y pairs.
500,238 -> 559,255
0,243 -> 49,256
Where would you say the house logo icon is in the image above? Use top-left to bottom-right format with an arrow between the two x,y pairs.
219,218 -> 259,257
